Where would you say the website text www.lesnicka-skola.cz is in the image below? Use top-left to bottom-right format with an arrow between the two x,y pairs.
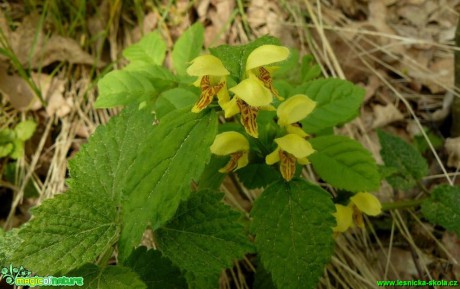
376,279 -> 459,287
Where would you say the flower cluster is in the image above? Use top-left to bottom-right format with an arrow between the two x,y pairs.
187,45 -> 317,181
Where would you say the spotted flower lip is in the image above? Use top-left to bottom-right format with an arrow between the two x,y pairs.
245,44 -> 290,100
223,75 -> 273,138
265,134 -> 315,181
186,55 -> 230,113
333,192 -> 382,233
277,94 -> 316,136
210,131 -> 249,173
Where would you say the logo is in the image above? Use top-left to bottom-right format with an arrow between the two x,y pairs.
1,264 -> 84,287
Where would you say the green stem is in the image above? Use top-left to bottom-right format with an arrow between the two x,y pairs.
381,198 -> 426,211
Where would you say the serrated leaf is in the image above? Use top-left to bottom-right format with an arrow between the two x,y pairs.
309,135 -> 380,192
124,247 -> 187,289
155,88 -> 197,119
293,78 -> 365,133
119,109 -> 218,260
253,261 -> 277,289
0,228 -> 22,267
14,120 -> 36,141
58,264 -> 146,289
123,31 -> 167,66
422,185 -> 460,237
95,70 -> 157,108
11,191 -> 119,275
12,105 -> 156,274
251,180 -> 335,289
184,271 -> 220,289
156,191 -> 253,276
197,156 -> 228,191
378,130 -> 428,190
301,55 -> 322,82
236,163 -> 281,189
209,36 -> 280,81
172,23 -> 204,76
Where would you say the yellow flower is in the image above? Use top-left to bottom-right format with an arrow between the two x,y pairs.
210,131 -> 249,173
222,75 -> 274,138
277,94 -> 317,137
246,44 -> 290,100
265,134 -> 315,181
333,192 -> 382,233
187,55 -> 230,113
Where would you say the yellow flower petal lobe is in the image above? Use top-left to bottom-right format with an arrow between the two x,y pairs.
277,94 -> 316,126
279,150 -> 296,181
333,204 -> 353,232
210,131 -> 249,155
266,147 -> 281,165
187,55 -> 229,76
229,76 -> 272,107
274,134 -> 315,159
246,45 -> 290,71
237,99 -> 259,138
350,192 -> 382,216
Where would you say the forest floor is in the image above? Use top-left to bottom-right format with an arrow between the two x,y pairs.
1,1 -> 460,288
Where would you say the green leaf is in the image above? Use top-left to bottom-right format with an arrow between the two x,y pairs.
58,264 -> 147,289
209,36 -> 280,81
95,70 -> 157,108
301,55 -> 322,82
119,109 -> 218,260
253,261 -> 277,289
123,31 -> 167,67
155,88 -> 197,119
378,130 -> 428,190
124,247 -> 187,289
184,272 -> 220,289
14,120 -> 37,141
236,163 -> 281,189
156,191 -> 253,276
172,23 -> 204,76
0,143 -> 13,158
0,228 -> 22,267
124,64 -> 177,91
293,78 -> 365,134
11,191 -> 119,275
12,105 -> 156,274
422,185 -> 460,237
309,135 -> 380,192
197,156 -> 228,191
251,180 -> 335,289
9,139 -> 24,159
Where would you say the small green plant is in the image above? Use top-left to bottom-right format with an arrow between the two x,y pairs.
0,120 -> 36,159
1,23 -> 389,289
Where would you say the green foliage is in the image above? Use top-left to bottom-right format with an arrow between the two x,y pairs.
119,109 -> 217,260
197,156 -> 228,191
378,130 -> 428,190
236,163 -> 281,189
209,36 -> 280,81
300,55 -> 322,82
309,135 -> 381,192
155,88 -> 197,119
172,23 -> 205,76
124,247 -> 187,289
413,129 -> 443,154
0,120 -> 36,159
251,180 -> 336,289
253,262 -> 277,289
60,264 -> 147,289
156,191 -> 253,278
0,228 -> 21,267
123,31 -> 167,67
293,78 -> 365,134
422,185 -> 460,237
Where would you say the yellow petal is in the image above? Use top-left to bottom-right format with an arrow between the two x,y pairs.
350,192 -> 382,216
218,151 -> 248,173
279,150 -> 296,181
229,76 -> 272,107
187,55 -> 230,76
221,97 -> 240,118
297,157 -> 310,165
237,151 -> 249,170
286,125 -> 308,137
246,45 -> 290,71
217,81 -> 230,105
277,94 -> 316,126
333,204 -> 353,232
210,132 -> 249,155
274,134 -> 315,159
237,99 -> 259,138
266,147 -> 280,165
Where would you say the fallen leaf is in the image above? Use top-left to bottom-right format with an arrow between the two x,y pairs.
445,137 -> 460,168
371,103 -> 404,129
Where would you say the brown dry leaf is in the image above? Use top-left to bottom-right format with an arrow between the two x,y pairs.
442,232 -> 460,276
9,14 -> 100,68
130,11 -> 159,43
377,247 -> 434,280
445,137 -> 460,168
203,0 -> 235,47
247,0 -> 295,47
371,103 -> 404,129
0,63 -> 41,111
